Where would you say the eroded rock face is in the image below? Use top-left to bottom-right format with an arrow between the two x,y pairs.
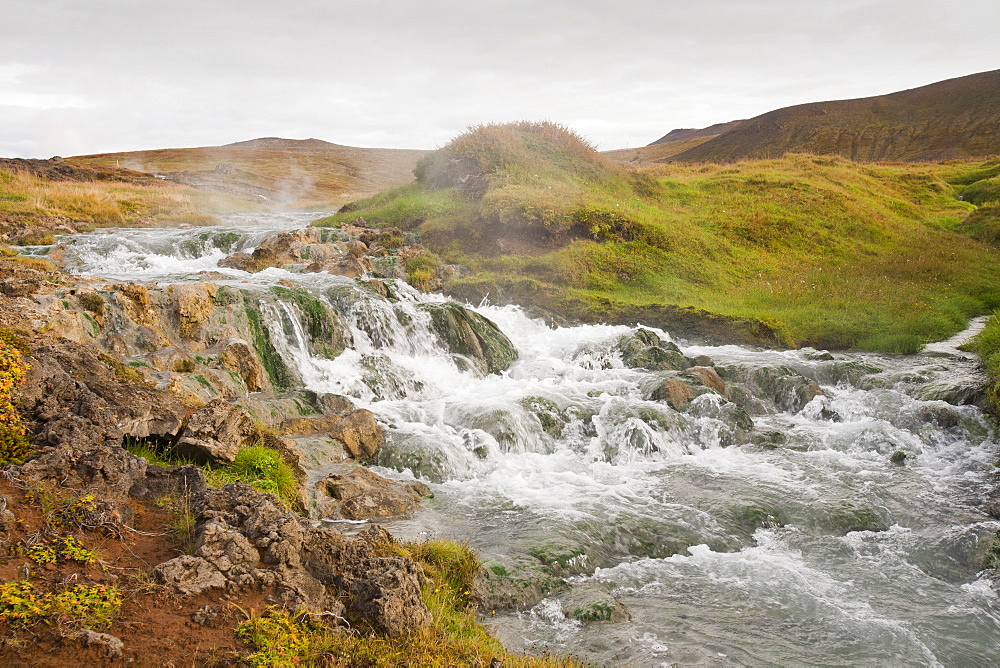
152,484 -> 432,635
18,341 -> 185,447
219,339 -> 267,392
168,283 -> 218,340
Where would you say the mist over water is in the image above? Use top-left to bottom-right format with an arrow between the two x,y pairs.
61,216 -> 1000,666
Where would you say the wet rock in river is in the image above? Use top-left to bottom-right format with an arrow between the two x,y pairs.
560,583 -> 631,623
473,553 -> 566,611
421,302 -> 518,374
684,365 -> 730,399
650,377 -> 696,410
617,328 -> 690,371
717,364 -> 823,414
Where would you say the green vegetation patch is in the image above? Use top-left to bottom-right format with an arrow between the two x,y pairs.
961,312 -> 1000,415
0,581 -> 121,630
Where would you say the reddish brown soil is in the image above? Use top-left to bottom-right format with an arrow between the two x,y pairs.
0,478 -> 273,667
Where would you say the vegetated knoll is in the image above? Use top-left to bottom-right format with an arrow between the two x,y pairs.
0,159 -> 243,245
317,121 -> 1000,352
73,137 -> 430,209
674,69 -> 1000,163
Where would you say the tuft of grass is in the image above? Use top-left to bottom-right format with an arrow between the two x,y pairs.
961,312 -> 1000,414
124,438 -> 298,506
209,445 -> 298,505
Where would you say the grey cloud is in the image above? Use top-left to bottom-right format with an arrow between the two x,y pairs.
2,0 -> 999,157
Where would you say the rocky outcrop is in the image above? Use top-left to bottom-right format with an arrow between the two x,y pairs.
153,484 -> 432,635
175,399 -> 259,463
219,228 -> 376,277
17,341 -> 186,447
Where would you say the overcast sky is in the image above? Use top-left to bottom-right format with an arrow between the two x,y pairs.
2,0 -> 998,158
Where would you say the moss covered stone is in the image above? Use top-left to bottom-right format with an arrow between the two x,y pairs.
243,297 -> 293,390
421,302 -> 517,374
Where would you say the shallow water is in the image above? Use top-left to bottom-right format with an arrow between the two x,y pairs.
60,216 -> 1000,666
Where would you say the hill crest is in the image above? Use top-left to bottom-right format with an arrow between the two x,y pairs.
674,69 -> 1000,163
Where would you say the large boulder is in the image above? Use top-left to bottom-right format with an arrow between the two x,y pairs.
420,302 -> 517,374
617,328 -> 690,371
327,409 -> 386,461
175,399 -> 258,463
313,465 -> 432,520
717,364 -> 824,414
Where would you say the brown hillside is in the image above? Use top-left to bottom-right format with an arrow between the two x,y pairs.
603,135 -> 717,164
71,138 -> 429,208
675,69 -> 1000,163
648,120 -> 745,145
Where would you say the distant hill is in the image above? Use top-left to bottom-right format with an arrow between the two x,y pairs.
648,120 -> 745,146
674,69 -> 1000,163
71,138 -> 429,208
603,135 -> 717,165
604,121 -> 745,165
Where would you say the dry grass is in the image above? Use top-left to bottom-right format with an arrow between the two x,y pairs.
0,167 -> 250,240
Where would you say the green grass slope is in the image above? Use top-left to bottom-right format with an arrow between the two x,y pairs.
317,122 -> 1000,352
675,69 -> 1000,163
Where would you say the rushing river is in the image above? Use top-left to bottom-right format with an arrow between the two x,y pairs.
51,214 -> 1000,666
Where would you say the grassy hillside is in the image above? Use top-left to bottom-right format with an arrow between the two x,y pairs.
73,138 -> 429,209
675,69 -> 1000,163
317,121 -> 1000,352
